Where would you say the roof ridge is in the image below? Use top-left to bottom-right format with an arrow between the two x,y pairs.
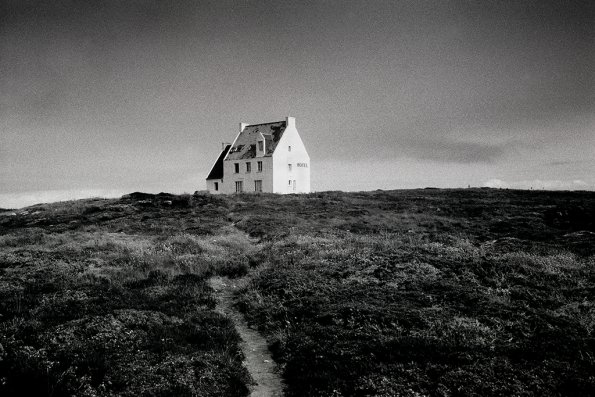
246,120 -> 286,127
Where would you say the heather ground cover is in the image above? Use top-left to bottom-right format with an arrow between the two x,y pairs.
1,189 -> 594,396
0,193 -> 255,396
232,189 -> 595,396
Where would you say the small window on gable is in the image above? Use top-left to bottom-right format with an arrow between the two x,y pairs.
288,145 -> 291,152
258,141 -> 263,152
214,182 -> 219,191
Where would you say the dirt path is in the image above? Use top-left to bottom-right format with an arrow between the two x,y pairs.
209,276 -> 284,397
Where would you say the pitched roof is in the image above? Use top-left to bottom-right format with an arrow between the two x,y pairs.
225,121 -> 286,160
206,144 -> 231,180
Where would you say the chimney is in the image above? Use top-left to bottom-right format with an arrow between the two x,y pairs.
286,116 -> 296,129
240,122 -> 248,132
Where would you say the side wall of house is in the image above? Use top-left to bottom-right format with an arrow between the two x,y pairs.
272,120 -> 311,194
206,179 -> 223,194
221,157 -> 274,193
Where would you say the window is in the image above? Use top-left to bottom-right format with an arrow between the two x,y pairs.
288,145 -> 291,152
214,182 -> 219,191
246,162 -> 251,173
257,161 -> 263,172
288,180 -> 292,186
288,163 -> 292,172
293,180 -> 296,192
258,141 -> 263,151
235,181 -> 243,193
254,180 -> 262,192
234,163 -> 239,173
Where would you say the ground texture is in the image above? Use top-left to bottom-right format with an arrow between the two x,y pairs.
210,276 -> 284,397
1,189 -> 594,396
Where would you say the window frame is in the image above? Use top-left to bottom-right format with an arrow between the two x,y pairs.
235,181 -> 243,193
234,163 -> 239,173
246,162 -> 251,173
257,161 -> 263,172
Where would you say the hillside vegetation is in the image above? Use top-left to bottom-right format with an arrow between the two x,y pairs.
0,189 -> 594,396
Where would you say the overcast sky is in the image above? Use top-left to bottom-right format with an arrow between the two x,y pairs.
1,0 -> 594,207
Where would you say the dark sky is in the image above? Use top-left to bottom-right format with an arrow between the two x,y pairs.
1,0 -> 594,207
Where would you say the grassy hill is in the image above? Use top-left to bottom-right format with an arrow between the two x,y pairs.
0,189 -> 594,396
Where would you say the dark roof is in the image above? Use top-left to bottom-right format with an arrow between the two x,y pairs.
225,121 -> 286,160
206,145 -> 231,180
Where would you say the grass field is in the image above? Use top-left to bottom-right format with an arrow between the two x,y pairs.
1,189 -> 594,396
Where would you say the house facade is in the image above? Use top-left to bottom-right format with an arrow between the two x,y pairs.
206,117 -> 310,194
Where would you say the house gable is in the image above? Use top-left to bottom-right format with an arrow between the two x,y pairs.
206,144 -> 231,180
274,118 -> 309,160
271,117 -> 311,193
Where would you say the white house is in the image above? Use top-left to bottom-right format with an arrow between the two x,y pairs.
206,117 -> 310,194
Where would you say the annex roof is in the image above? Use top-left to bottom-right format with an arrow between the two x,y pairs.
225,121 -> 286,161
206,144 -> 231,180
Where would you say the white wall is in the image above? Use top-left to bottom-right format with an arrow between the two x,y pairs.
272,118 -> 311,194
206,179 -> 223,194
221,156 -> 274,194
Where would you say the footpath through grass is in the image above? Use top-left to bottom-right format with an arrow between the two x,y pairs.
0,193 -> 256,396
231,189 -> 595,396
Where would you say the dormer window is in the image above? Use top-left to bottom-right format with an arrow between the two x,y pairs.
258,141 -> 264,151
